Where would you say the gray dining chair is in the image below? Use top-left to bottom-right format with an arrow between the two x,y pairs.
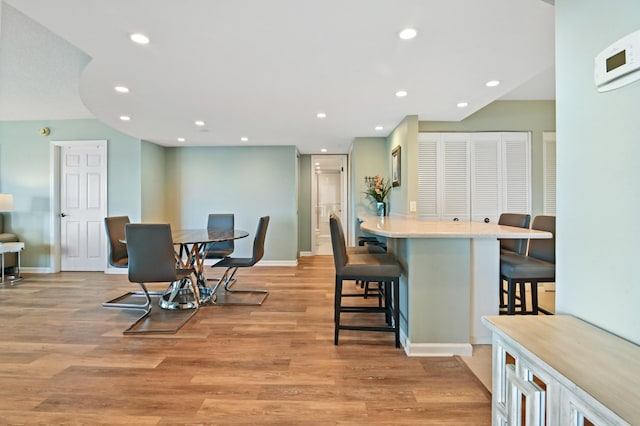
102,216 -> 166,309
205,213 -> 235,260
210,216 -> 270,305
107,223 -> 199,334
104,215 -> 130,268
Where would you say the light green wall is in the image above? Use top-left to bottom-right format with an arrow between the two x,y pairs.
556,0 -> 640,344
164,145 -> 298,262
0,119 -> 141,268
388,115 -> 419,216
419,100 -> 556,217
0,119 -> 300,267
298,154 -> 311,253
350,137 -> 388,240
140,140 -> 168,223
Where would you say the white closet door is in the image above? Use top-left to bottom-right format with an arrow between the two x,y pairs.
418,133 -> 440,220
441,133 -> 470,221
501,132 -> 531,214
470,132 -> 501,223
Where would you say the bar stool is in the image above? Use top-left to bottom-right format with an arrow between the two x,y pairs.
329,214 -> 401,348
500,215 -> 555,315
497,213 -> 531,311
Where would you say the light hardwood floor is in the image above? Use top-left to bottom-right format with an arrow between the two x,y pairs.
0,256 -> 494,425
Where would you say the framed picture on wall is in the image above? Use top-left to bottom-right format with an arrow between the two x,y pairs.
391,146 -> 401,187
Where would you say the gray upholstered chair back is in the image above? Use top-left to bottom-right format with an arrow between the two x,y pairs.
205,213 -> 235,258
125,223 -> 178,283
104,216 -> 130,268
250,216 -> 270,264
528,215 -> 555,264
498,213 -> 531,255
329,214 -> 348,272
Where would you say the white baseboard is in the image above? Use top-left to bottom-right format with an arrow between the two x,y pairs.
299,251 -> 314,257
20,267 -> 55,274
20,260 -> 299,274
404,338 -> 473,357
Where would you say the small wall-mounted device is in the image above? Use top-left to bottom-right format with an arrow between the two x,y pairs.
594,30 -> 640,92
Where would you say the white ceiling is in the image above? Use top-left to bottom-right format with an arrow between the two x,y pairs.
0,0 -> 555,154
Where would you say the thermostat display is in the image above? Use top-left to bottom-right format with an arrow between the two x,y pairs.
595,30 -> 640,92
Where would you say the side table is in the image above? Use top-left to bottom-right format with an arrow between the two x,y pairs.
0,242 -> 24,285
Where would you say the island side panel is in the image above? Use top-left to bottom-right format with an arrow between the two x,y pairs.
470,238 -> 500,344
404,237 -> 471,354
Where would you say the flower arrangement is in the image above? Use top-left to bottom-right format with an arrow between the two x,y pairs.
364,175 -> 391,203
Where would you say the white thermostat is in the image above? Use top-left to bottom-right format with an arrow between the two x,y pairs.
594,30 -> 640,92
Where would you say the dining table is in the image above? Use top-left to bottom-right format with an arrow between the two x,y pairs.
171,228 -> 249,306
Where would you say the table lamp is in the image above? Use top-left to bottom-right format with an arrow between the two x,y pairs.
0,194 -> 14,212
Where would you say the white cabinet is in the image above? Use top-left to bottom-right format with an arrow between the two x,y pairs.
418,132 -> 530,222
483,315 -> 638,426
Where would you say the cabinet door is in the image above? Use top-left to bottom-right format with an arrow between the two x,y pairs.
417,133 -> 440,220
471,132 -> 501,223
441,133 -> 470,221
501,132 -> 531,214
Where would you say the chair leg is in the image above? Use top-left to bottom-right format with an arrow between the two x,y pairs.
384,281 -> 392,325
506,279 -> 517,315
121,283 -> 153,334
393,278 -> 400,348
518,281 -> 527,314
530,281 -> 539,315
210,266 -> 269,305
334,277 -> 342,345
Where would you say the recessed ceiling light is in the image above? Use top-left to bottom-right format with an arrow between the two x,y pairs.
457,102 -> 469,108
130,33 -> 150,44
119,115 -> 131,121
486,80 -> 500,87
177,137 -> 185,142
114,86 -> 129,93
316,112 -> 327,119
399,28 -> 417,40
194,120 -> 205,126
241,137 -> 249,142
375,126 -> 384,131
395,90 -> 408,97
321,148 -> 327,153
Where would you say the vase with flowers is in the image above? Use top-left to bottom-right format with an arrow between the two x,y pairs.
364,175 -> 391,217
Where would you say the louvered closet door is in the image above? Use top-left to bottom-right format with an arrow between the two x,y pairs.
441,133 -> 470,221
418,134 -> 440,220
501,132 -> 531,214
471,133 -> 501,223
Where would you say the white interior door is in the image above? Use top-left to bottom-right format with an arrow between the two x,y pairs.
311,155 -> 347,255
59,141 -> 107,271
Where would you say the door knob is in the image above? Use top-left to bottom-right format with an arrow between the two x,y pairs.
60,213 -> 68,217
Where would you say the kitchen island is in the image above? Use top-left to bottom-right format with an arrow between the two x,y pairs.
359,214 -> 551,356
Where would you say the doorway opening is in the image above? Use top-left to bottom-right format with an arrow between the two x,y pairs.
311,155 -> 347,255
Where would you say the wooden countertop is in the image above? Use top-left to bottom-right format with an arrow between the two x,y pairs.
359,215 -> 551,239
482,315 -> 640,424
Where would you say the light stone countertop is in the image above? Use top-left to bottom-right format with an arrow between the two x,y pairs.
359,214 -> 552,239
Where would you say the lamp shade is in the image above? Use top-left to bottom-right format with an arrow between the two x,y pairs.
0,194 -> 14,212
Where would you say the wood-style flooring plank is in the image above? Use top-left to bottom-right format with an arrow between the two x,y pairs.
0,256 -> 490,424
